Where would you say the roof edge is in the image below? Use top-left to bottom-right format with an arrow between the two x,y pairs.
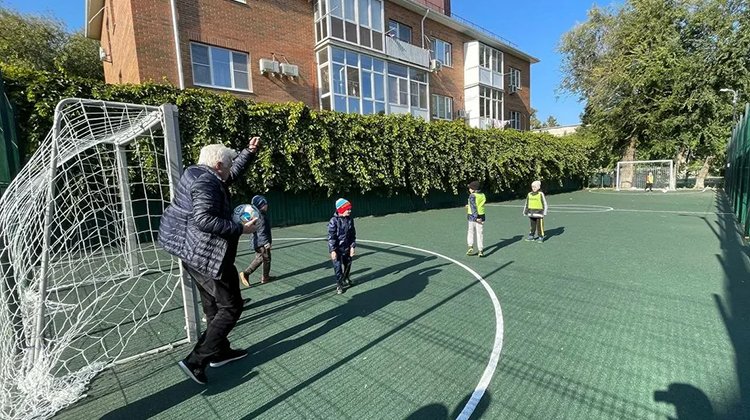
85,0 -> 105,40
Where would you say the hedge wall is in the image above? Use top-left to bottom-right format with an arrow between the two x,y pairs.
1,65 -> 594,213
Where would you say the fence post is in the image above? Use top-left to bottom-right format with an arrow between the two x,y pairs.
0,68 -> 20,197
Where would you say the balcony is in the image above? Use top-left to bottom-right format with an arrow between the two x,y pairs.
385,36 -> 430,68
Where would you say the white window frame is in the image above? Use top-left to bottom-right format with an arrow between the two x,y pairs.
479,44 -> 502,73
479,86 -> 502,120
322,46 -> 386,115
430,38 -> 452,67
508,67 -> 521,92
317,0 -> 385,51
431,94 -> 453,120
190,42 -> 251,92
388,19 -> 412,43
508,111 -> 523,130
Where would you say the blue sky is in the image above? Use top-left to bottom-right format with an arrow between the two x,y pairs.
3,0 -> 619,126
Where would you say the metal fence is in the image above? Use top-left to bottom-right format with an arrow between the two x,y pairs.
0,68 -> 20,197
725,102 -> 750,238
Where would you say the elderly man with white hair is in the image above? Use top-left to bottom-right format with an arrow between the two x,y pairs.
159,137 -> 261,385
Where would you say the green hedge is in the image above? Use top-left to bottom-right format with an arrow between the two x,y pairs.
1,64 -> 594,201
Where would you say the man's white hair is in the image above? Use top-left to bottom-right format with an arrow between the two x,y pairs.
198,144 -> 237,167
531,180 -> 541,188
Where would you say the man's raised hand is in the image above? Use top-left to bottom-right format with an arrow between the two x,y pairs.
247,136 -> 261,153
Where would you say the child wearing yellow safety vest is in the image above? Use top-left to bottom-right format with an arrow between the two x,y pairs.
522,180 -> 548,243
466,181 -> 486,257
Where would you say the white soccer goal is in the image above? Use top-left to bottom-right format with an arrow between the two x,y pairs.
0,98 -> 200,419
615,159 -> 675,191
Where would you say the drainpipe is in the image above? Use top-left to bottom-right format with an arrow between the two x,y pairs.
421,8 -> 430,49
169,0 -> 185,89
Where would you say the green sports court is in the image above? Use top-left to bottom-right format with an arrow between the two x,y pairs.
52,188 -> 749,419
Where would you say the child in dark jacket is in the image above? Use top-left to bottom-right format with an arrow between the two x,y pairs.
328,198 -> 356,295
239,195 -> 272,286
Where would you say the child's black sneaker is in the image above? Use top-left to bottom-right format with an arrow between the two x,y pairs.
209,348 -> 248,368
336,285 -> 345,294
525,234 -> 534,241
535,237 -> 544,243
178,359 -> 207,385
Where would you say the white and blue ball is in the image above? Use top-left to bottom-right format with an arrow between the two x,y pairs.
232,204 -> 260,224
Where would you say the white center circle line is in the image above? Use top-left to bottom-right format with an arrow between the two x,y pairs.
275,237 -> 503,420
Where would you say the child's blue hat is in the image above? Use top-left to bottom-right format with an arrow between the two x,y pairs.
251,195 -> 267,209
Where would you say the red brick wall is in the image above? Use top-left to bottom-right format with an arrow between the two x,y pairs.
503,52 -> 532,128
385,2 -> 467,111
176,0 -> 316,105
101,0 -> 141,84
131,0 -> 179,85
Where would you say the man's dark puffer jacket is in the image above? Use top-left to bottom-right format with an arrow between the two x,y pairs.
158,148 -> 254,279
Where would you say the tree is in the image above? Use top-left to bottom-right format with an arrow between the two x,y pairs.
530,108 -> 543,129
545,116 -> 559,127
559,0 -> 749,188
0,5 -> 103,80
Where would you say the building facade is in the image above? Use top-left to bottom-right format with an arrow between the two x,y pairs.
85,0 -> 538,130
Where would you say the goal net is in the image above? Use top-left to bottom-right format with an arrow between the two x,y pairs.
615,159 -> 675,191
0,98 -> 199,419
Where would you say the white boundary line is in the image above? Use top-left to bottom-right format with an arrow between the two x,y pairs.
586,189 -> 713,196
487,203 -> 730,216
487,203 -> 614,213
611,208 -> 735,215
275,237 -> 503,420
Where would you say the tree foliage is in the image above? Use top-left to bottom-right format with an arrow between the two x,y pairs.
559,0 -> 750,173
1,65 -> 595,198
0,4 -> 103,80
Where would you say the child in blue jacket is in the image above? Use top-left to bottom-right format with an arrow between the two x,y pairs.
328,198 -> 356,294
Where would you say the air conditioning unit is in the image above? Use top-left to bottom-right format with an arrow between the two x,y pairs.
280,63 -> 299,78
456,109 -> 466,119
429,59 -> 443,72
259,58 -> 280,75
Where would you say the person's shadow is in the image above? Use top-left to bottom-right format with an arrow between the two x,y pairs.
404,390 -> 492,419
101,262 -> 444,419
482,235 -> 523,256
654,383 -> 715,420
543,226 -> 565,241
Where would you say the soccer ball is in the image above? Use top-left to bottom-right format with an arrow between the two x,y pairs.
232,204 -> 260,224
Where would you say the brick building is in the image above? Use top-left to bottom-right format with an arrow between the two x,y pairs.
85,0 -> 538,130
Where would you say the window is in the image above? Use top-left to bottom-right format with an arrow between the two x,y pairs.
190,43 -> 250,91
479,44 -> 502,73
388,20 -> 412,43
320,46 -> 386,115
431,94 -> 453,120
388,63 -> 427,110
508,111 -> 523,130
430,38 -> 452,67
508,67 -> 521,92
479,86 -> 502,120
318,0 -> 384,51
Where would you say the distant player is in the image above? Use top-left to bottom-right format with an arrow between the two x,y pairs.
328,198 -> 356,294
522,180 -> 548,243
645,171 -> 654,192
466,181 -> 486,257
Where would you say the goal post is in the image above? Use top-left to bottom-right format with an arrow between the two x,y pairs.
615,159 -> 675,191
0,98 -> 199,419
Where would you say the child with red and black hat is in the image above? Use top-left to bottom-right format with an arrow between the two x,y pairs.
327,198 -> 356,294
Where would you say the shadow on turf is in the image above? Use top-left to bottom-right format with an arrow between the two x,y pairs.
678,190 -> 750,419
654,383 -> 715,420
404,391 -> 491,420
482,235 -> 523,256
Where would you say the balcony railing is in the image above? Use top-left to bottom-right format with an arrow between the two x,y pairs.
385,36 -> 430,68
